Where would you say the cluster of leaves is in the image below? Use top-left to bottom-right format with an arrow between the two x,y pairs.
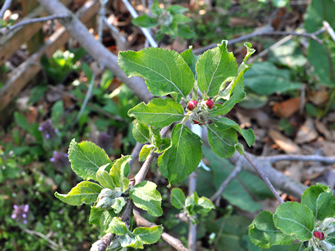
249,183 -> 335,250
55,139 -> 163,249
118,40 -> 256,185
171,188 -> 215,224
131,0 -> 195,41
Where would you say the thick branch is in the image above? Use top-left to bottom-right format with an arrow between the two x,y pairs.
37,0 -> 153,102
133,210 -> 188,251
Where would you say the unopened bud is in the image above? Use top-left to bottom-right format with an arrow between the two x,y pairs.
96,197 -> 115,209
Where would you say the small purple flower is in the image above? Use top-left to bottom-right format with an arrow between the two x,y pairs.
38,120 -> 58,140
50,151 -> 70,171
11,204 -> 29,224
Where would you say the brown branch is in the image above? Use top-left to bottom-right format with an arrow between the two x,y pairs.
133,210 -> 188,251
134,149 -> 156,184
259,154 -> 335,164
37,0 -> 153,102
188,171 -> 197,251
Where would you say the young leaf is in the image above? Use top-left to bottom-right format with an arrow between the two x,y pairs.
96,163 -> 115,190
249,211 -> 295,248
206,124 -> 238,158
273,202 -> 314,241
14,112 -> 31,132
194,197 -> 215,214
128,98 -> 185,128
213,117 -> 255,147
119,235 -> 143,249
181,46 -> 198,78
170,188 -> 186,209
196,40 -> 238,97
149,126 -> 162,147
110,155 -> 131,192
301,183 -> 335,221
89,207 -> 103,226
107,217 -> 128,235
68,139 -> 112,181
166,5 -> 188,14
151,0 -> 163,16
55,181 -> 102,205
118,48 -> 195,102
133,122 -> 150,144
100,210 -> 117,235
139,145 -> 154,162
111,197 -> 126,214
129,181 -> 163,217
158,124 -> 203,184
133,225 -> 163,244
157,138 -> 171,153
132,14 -> 158,28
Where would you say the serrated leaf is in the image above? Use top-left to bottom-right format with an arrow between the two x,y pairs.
170,188 -> 186,209
139,145 -> 154,162
133,225 -> 162,244
112,197 -> 126,214
196,40 -> 238,97
206,123 -> 238,158
89,207 -> 103,226
55,181 -> 102,205
68,139 -> 112,181
96,164 -> 115,189
107,217 -> 128,235
181,46 -> 198,78
249,211 -> 295,249
110,155 -> 131,192
158,124 -> 202,184
149,126 -> 162,147
301,183 -> 335,221
129,181 -> 163,217
194,197 -> 215,214
128,98 -> 185,128
118,48 -> 195,102
132,14 -> 158,28
213,117 -> 255,147
244,62 -> 302,95
133,122 -> 150,144
101,210 -> 117,235
273,202 -> 314,241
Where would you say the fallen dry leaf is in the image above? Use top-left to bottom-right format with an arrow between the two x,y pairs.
308,90 -> 328,106
320,141 -> 335,156
269,128 -> 301,154
272,97 -> 301,118
295,117 -> 318,144
314,120 -> 332,141
284,161 -> 303,182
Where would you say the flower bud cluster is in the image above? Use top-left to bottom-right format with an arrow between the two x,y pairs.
187,98 -> 216,125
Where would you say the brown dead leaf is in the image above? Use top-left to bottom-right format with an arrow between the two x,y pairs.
25,106 -> 38,124
269,129 -> 301,154
272,97 -> 301,118
308,90 -> 329,106
284,161 -> 303,182
172,37 -> 187,52
235,109 -> 251,128
314,120 -> 332,141
295,117 -> 318,144
320,141 -> 335,156
113,132 -> 123,151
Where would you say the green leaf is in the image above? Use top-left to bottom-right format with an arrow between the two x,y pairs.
272,0 -> 289,7
133,122 -> 150,144
177,25 -> 195,39
107,217 -> 128,235
128,98 -> 185,128
132,14 -> 158,28
181,46 -> 198,78
151,0 -> 163,16
55,181 -> 102,205
68,139 -> 112,181
129,181 -> 163,217
249,211 -> 295,248
172,14 -> 190,24
149,126 -> 162,147
301,183 -> 335,221
170,188 -> 186,209
112,197 -> 126,214
96,164 -> 115,189
119,235 -> 143,248
118,48 -> 195,102
196,40 -> 238,97
305,0 -> 335,87
51,100 -> 64,125
14,112 -> 31,132
101,210 -> 117,235
244,62 -> 302,95
289,242 -> 308,251
133,225 -> 163,244
110,155 -> 131,192
89,207 -> 103,226
167,5 -> 188,14
213,117 -> 255,147
157,138 -> 171,153
194,197 -> 215,214
139,145 -> 154,162
101,69 -> 113,91
185,191 -> 199,216
158,124 -> 203,184
206,123 -> 238,158
273,202 -> 314,241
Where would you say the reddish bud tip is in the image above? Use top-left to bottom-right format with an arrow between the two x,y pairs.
193,120 -> 199,124
314,231 -> 324,240
205,99 -> 214,109
187,100 -> 198,111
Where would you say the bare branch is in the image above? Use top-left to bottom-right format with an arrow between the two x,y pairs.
133,210 -> 188,251
244,153 -> 284,204
134,149 -> 156,184
188,171 -> 197,251
37,0 -> 153,102
259,154 -> 335,164
0,15 -> 71,35
0,0 -> 11,18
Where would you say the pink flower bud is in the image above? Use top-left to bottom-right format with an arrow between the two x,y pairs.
187,100 -> 198,111
205,99 -> 214,109
314,231 -> 324,240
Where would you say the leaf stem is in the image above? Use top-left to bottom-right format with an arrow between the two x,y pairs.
243,152 -> 284,204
